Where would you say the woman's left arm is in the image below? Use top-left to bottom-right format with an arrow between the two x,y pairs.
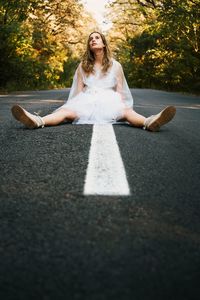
115,62 -> 134,108
115,63 -> 125,103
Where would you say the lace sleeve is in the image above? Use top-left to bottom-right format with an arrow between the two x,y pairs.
67,63 -> 84,101
115,61 -> 134,108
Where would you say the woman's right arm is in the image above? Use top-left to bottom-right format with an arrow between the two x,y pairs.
76,63 -> 85,94
67,63 -> 84,100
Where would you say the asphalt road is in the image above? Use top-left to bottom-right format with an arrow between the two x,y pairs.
0,88 -> 200,300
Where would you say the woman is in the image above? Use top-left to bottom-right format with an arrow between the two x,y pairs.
11,31 -> 176,131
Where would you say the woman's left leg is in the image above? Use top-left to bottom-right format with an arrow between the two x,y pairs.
122,108 -> 146,128
123,106 -> 176,131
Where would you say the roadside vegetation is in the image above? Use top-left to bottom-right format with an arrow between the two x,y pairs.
107,0 -> 200,93
0,0 -> 199,93
0,0 -> 96,91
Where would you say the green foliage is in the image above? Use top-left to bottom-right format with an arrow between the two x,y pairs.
1,0 -> 199,93
0,0 -> 94,91
61,57 -> 80,87
109,0 -> 200,93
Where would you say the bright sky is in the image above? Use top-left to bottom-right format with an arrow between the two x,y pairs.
82,0 -> 112,31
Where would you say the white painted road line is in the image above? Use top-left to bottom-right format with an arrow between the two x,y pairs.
84,124 -> 130,196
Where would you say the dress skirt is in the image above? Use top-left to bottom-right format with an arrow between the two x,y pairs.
57,87 -> 126,124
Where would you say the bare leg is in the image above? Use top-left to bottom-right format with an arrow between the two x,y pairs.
122,106 -> 176,131
42,108 -> 77,126
123,108 -> 146,128
11,105 -> 78,129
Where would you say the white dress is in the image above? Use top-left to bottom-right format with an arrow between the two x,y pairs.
57,59 -> 134,124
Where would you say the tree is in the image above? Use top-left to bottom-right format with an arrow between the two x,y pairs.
107,0 -> 200,92
0,0 -> 97,90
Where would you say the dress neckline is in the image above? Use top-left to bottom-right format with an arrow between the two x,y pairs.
94,65 -> 102,72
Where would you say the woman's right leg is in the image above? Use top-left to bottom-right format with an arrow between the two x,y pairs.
11,105 -> 77,128
42,108 -> 77,126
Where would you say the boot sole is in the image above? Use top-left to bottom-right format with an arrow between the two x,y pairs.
148,106 -> 176,132
11,105 -> 37,129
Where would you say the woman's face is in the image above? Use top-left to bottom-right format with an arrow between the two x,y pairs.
89,32 -> 105,52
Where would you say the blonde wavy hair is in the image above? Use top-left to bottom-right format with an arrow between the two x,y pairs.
81,32 -> 112,75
